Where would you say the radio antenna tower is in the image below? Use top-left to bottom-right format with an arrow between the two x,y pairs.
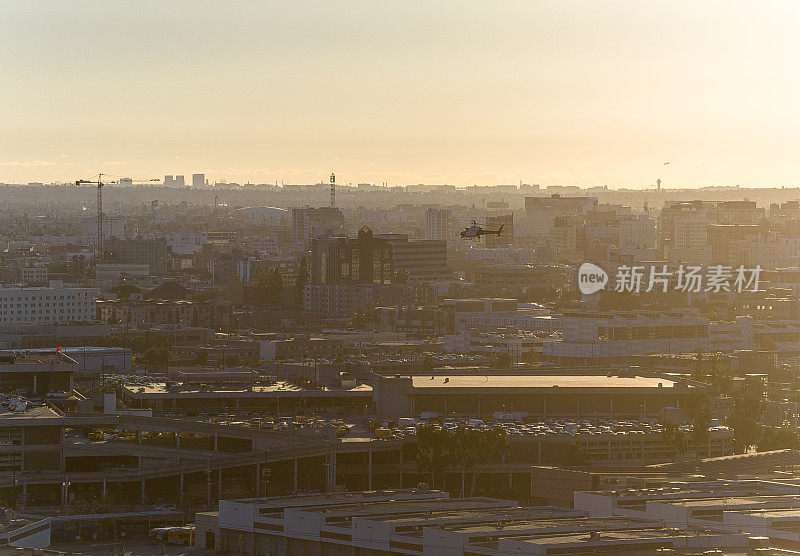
330,173 -> 336,208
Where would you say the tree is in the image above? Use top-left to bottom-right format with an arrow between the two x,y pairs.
469,427 -> 510,495
757,426 -> 800,452
685,389 -> 711,446
726,389 -> 764,453
416,425 -> 510,496
562,439 -> 590,467
133,347 -> 171,370
416,424 -> 455,490
709,354 -> 732,394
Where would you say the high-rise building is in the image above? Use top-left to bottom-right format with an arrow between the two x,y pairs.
524,195 -> 597,240
658,200 -> 764,263
485,214 -> 513,248
192,173 -> 205,188
81,217 -> 126,246
104,237 -> 172,275
291,207 -> 345,244
163,174 -> 186,187
376,234 -> 450,282
310,226 -> 392,285
424,208 -> 451,241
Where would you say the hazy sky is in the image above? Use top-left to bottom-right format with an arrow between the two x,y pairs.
2,1 -> 799,187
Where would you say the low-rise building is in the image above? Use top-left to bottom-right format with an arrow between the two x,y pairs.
0,405 -> 64,475
373,372 -> 700,419
0,350 -> 77,394
95,263 -> 151,290
200,488 -> 756,555
97,297 -> 230,329
575,477 -> 800,550
120,380 -> 373,414
543,310 -> 755,365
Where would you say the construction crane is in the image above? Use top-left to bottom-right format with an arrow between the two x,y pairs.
75,174 -> 159,264
75,174 -> 109,264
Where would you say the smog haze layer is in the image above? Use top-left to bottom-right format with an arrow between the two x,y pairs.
2,1 -> 799,187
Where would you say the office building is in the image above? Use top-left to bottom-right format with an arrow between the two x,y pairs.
192,173 -> 205,187
377,233 -> 450,282
80,217 -> 125,247
524,194 -> 597,240
658,200 -> 765,263
424,207 -> 450,241
104,236 -> 172,275
163,174 -> 186,187
542,310 -> 755,365
17,264 -> 48,285
291,207 -> 345,244
310,226 -> 392,285
97,297 -> 231,329
94,263 -> 151,290
485,213 -> 513,247
0,284 -> 96,325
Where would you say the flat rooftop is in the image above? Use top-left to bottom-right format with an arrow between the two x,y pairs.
229,488 -> 446,508
0,351 -> 77,366
444,516 -> 653,535
0,405 -> 62,421
504,527 -> 734,547
370,506 -> 575,526
123,381 -> 372,398
411,374 -> 678,389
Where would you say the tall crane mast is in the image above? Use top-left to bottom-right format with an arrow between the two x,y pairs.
75,175 -> 159,265
76,174 -> 107,264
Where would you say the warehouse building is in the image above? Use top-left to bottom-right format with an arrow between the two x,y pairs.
120,380 -> 373,414
199,488 -> 757,555
372,372 -> 700,419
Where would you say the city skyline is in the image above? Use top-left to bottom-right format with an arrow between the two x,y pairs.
3,1 -> 800,187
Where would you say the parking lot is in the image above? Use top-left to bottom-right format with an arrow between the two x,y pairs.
374,416 -> 729,440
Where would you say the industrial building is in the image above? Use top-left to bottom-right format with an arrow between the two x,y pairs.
198,488 -> 761,555
120,380 -> 373,413
542,310 -> 755,364
0,350 -> 77,394
576,477 -> 800,551
372,372 -> 700,419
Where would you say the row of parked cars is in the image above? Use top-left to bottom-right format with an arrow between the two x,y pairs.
375,417 -> 724,441
161,411 -> 352,437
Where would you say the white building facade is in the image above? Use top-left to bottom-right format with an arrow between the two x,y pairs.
0,285 -> 97,325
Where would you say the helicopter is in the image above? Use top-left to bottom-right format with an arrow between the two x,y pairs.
460,220 -> 504,240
